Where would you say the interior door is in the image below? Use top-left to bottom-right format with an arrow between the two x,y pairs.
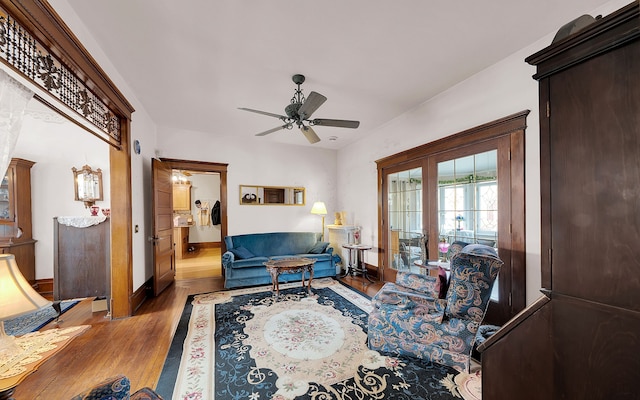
152,158 -> 175,295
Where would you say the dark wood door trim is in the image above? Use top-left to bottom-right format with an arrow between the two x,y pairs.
159,158 -> 228,256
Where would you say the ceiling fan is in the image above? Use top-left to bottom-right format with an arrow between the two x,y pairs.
239,74 -> 360,144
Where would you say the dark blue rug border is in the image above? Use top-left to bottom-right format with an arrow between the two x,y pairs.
4,300 -> 80,336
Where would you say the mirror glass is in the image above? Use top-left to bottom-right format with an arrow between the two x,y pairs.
73,165 -> 103,206
239,185 -> 305,205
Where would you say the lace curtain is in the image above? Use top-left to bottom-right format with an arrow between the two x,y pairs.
0,69 -> 34,178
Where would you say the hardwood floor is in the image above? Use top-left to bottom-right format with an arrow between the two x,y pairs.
175,247 -> 222,280
14,264 -> 382,398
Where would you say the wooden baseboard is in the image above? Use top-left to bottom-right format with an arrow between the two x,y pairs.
131,277 -> 154,313
364,263 -> 380,280
191,242 -> 221,250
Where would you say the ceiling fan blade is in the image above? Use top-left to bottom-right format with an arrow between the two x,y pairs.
256,123 -> 291,136
301,126 -> 321,144
297,91 -> 327,120
313,119 -> 360,129
238,107 -> 287,120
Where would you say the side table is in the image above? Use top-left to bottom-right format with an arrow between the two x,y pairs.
413,260 -> 450,277
341,243 -> 373,282
264,257 -> 316,298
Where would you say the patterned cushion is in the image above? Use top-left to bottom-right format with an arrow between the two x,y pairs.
132,387 -> 164,400
444,248 -> 503,321
395,271 -> 440,297
372,283 -> 442,320
70,375 -> 131,400
70,375 -> 163,400
446,241 -> 469,260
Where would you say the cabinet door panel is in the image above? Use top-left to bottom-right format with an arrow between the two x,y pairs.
549,40 -> 640,310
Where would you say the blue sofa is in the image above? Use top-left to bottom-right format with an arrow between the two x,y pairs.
222,232 -> 340,289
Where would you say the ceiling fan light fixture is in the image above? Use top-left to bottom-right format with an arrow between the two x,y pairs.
239,73 -> 360,144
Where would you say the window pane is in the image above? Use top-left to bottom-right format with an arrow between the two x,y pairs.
437,150 -> 499,297
387,167 -> 423,271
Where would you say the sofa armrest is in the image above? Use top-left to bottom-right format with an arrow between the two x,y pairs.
372,285 -> 445,323
71,375 -> 132,399
395,271 -> 440,297
131,387 -> 164,399
372,283 -> 437,309
222,251 -> 235,268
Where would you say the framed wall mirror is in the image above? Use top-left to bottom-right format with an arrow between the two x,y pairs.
239,185 -> 305,205
73,165 -> 103,207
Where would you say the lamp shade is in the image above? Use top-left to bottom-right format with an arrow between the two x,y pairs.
310,201 -> 327,216
0,254 -> 51,321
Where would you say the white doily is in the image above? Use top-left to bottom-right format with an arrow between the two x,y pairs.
57,215 -> 107,228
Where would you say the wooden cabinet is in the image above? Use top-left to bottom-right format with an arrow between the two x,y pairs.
173,227 -> 189,259
173,182 -> 191,211
54,217 -> 110,301
0,158 -> 36,284
482,4 -> 639,399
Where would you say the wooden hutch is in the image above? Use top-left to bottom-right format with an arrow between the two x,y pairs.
0,158 -> 36,286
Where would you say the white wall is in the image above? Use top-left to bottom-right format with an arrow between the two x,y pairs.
13,100 -> 110,280
156,126 -> 338,236
336,0 -> 631,306
187,173 -> 221,243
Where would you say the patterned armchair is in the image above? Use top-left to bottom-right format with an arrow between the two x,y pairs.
368,244 -> 502,372
70,375 -> 163,400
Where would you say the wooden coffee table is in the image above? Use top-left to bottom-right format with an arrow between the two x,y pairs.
264,257 -> 316,297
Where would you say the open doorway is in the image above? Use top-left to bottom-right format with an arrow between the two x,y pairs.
172,169 -> 222,279
158,158 -> 228,285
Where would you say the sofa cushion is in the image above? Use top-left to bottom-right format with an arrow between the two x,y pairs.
225,232 -> 321,257
230,246 -> 255,259
231,257 -> 270,268
308,241 -> 329,254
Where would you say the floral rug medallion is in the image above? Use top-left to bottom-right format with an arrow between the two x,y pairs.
244,296 -> 374,397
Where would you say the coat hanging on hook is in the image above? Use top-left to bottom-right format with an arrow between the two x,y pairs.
212,200 -> 221,225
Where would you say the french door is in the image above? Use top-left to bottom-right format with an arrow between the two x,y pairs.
427,137 -> 513,324
378,112 -> 527,325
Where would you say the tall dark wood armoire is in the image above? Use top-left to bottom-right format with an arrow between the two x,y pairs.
479,3 -> 640,399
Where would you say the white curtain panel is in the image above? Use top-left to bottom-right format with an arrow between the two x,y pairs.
0,69 -> 34,178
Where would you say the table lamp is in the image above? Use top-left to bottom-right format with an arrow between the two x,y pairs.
0,254 -> 52,357
310,201 -> 328,240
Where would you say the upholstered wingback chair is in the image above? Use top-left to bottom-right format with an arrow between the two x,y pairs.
70,375 -> 163,400
367,244 -> 502,372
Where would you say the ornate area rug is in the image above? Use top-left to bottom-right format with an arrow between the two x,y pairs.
166,278 -> 480,399
4,300 -> 79,336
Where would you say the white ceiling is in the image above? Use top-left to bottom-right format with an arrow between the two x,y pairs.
63,0 -> 612,149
